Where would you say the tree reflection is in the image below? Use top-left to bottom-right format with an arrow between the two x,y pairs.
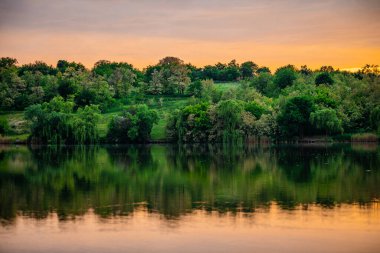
0,144 -> 379,223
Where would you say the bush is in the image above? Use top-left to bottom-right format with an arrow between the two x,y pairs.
245,101 -> 266,119
171,103 -> 212,142
107,104 -> 158,143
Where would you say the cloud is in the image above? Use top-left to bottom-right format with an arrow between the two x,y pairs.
0,0 -> 379,68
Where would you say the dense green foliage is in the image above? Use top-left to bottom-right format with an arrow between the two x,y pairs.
315,72 -> 334,85
277,96 -> 315,138
310,108 -> 343,135
107,105 -> 158,143
0,117 -> 9,135
274,65 -> 297,89
25,96 -> 100,144
0,56 -> 379,143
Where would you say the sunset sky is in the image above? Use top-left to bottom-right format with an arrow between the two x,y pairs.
0,0 -> 379,70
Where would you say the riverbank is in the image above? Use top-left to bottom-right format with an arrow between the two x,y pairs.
1,134 -> 378,145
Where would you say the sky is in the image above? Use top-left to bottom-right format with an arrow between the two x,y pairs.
0,0 -> 379,70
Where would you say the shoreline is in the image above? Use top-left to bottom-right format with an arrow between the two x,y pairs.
0,138 -> 378,145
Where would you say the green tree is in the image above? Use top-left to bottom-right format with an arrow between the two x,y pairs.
166,103 -> 213,142
108,67 -> 136,98
24,96 -> 100,144
74,88 -> 96,108
277,96 -> 315,137
370,107 -> 380,133
0,68 -> 25,109
19,61 -> 57,76
25,96 -> 74,144
71,105 -> 101,143
149,69 -> 163,95
92,60 -> 132,76
310,108 -> 343,135
57,67 -> 86,99
256,66 -> 271,74
300,65 -> 312,75
156,57 -> 190,95
254,114 -> 277,137
319,66 -> 335,73
315,72 -> 334,85
251,72 -> 274,96
314,86 -> 338,108
225,60 -> 241,81
240,61 -> 258,78
167,66 -> 191,94
0,57 -> 17,68
274,65 -> 297,89
245,101 -> 266,119
20,71 -> 45,105
187,80 -> 203,97
74,74 -> 114,111
107,105 -> 158,143
57,60 -> 85,73
217,100 -> 244,142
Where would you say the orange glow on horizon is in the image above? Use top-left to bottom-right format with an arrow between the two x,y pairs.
0,0 -> 379,71
1,32 -> 379,71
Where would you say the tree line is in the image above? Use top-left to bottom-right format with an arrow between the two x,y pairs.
0,56 -> 379,144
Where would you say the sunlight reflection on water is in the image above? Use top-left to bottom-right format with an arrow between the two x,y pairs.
0,144 -> 379,252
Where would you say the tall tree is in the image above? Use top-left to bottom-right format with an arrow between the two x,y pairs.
310,108 -> 342,135
108,67 -> 136,98
315,72 -> 334,85
277,96 -> 315,137
149,69 -> 163,95
274,65 -> 297,89
240,61 -> 258,78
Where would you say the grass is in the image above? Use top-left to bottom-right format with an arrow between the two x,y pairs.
0,111 -> 29,143
145,95 -> 192,140
0,134 -> 29,144
97,112 -> 119,138
214,82 -> 240,92
351,133 -> 378,142
0,112 -> 27,132
151,117 -> 167,140
97,94 -> 193,141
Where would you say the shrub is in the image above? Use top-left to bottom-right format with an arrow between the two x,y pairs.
107,104 -> 158,143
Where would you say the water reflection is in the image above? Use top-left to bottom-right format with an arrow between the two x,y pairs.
0,144 -> 379,222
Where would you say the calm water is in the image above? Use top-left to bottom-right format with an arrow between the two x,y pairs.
0,144 -> 379,253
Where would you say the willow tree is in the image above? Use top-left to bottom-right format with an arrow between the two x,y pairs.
310,108 -> 343,136
217,99 -> 244,143
25,96 -> 100,144
25,96 -> 74,144
71,105 -> 101,144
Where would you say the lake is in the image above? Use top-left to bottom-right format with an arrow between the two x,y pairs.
0,144 -> 379,253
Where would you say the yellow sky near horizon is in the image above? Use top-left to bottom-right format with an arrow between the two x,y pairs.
0,0 -> 379,70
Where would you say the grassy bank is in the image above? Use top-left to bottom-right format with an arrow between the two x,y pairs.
0,83 -> 239,143
0,112 -> 29,143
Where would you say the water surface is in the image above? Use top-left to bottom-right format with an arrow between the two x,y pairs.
0,144 -> 379,253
